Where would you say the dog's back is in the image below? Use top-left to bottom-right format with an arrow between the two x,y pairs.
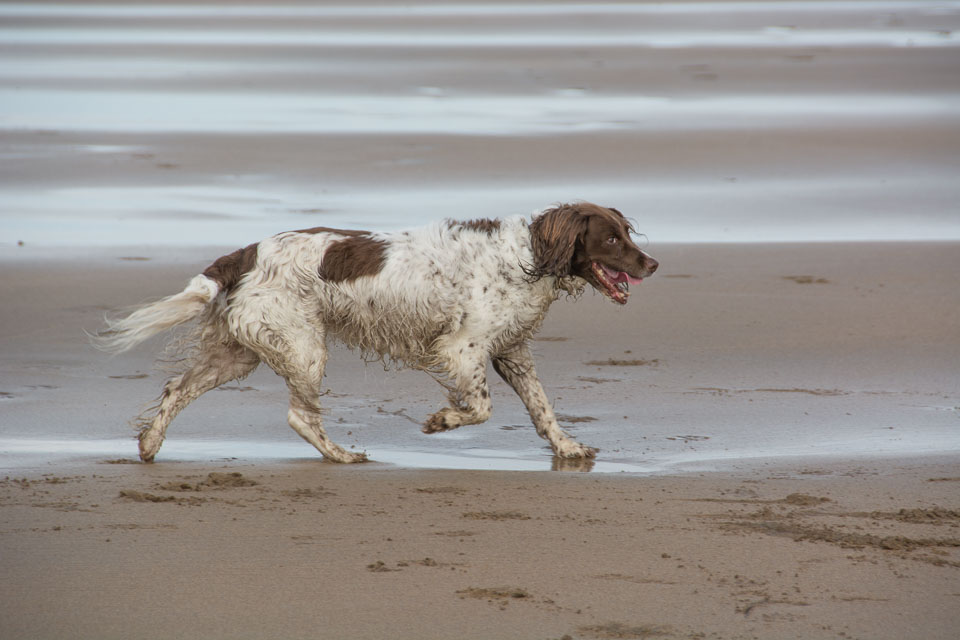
221,216 -> 553,366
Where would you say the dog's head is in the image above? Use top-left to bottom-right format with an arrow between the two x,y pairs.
529,202 -> 658,305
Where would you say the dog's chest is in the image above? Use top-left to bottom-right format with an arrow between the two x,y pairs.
457,262 -> 554,344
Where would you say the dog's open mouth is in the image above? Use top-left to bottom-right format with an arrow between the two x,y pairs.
591,262 -> 643,305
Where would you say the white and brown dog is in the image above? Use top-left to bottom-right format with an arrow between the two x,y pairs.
96,202 -> 658,463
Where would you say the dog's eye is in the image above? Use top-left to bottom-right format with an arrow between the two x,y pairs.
605,236 -> 618,245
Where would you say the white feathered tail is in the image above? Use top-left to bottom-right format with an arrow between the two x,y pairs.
92,275 -> 220,354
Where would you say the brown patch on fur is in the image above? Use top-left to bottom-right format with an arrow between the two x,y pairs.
202,242 -> 259,292
203,228 -> 374,291
453,218 -> 502,234
319,234 -> 388,283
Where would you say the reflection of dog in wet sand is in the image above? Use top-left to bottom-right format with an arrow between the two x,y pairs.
95,202 -> 658,463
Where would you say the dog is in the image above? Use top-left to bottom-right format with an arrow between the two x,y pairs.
95,202 -> 658,463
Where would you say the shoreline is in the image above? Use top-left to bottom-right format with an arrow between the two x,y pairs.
2,436 -> 959,477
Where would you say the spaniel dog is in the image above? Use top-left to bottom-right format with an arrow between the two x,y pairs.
96,202 -> 658,463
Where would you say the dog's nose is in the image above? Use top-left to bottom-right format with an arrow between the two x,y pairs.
645,256 -> 659,275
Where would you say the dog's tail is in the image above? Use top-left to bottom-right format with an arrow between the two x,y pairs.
91,275 -> 221,354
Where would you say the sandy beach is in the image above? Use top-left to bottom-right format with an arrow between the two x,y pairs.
1,241 -> 959,639
2,458 -> 959,639
2,1 -> 960,638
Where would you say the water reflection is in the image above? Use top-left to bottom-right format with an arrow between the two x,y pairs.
2,3 -> 954,19
3,89 -> 956,134
1,26 -> 956,48
552,456 -> 596,472
0,438 -> 647,473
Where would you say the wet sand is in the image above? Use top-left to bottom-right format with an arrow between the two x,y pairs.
2,241 -> 958,472
1,242 -> 959,639
2,459 -> 959,639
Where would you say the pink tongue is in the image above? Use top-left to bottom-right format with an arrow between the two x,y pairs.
601,264 -> 643,285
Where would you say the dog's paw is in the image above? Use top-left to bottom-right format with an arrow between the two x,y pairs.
138,429 -> 164,463
554,440 -> 598,459
422,409 -> 462,434
326,449 -> 369,464
340,451 -> 370,464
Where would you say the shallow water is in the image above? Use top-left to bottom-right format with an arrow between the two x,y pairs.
6,89 -> 955,135
2,26 -> 957,48
3,176 -> 959,246
1,424 -> 956,474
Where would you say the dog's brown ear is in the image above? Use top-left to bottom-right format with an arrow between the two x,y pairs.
528,204 -> 590,278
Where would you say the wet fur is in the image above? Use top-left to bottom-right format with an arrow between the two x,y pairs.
94,203 -> 657,463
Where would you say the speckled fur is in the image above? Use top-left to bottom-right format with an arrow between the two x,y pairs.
96,205 -> 656,463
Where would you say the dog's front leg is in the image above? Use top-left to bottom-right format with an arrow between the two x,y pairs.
492,344 -> 597,459
422,343 -> 493,434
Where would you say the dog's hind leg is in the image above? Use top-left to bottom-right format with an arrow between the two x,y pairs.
249,320 -> 367,463
138,339 -> 260,462
286,399 -> 367,463
285,368 -> 368,462
492,343 -> 597,459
